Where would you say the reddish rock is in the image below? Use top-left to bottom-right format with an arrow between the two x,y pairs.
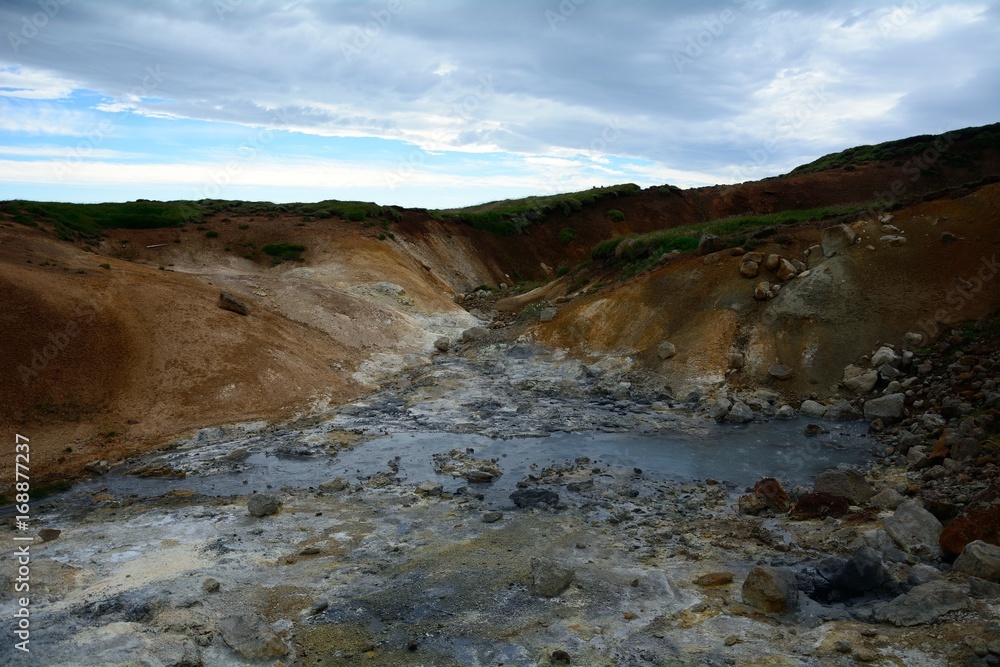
754,477 -> 791,512
789,492 -> 850,521
695,572 -> 734,586
939,485 -> 1000,556
927,436 -> 950,466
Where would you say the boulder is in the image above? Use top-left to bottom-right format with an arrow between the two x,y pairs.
754,281 -> 772,301
741,566 -> 799,613
728,352 -> 746,369
870,581 -> 967,626
821,224 -> 857,257
869,488 -> 904,511
823,398 -> 861,421
863,393 -> 905,421
657,342 -> 677,359
843,365 -> 879,394
884,499 -> 943,560
768,364 -> 793,380
870,346 -> 900,368
415,481 -> 443,497
461,327 -> 489,343
539,307 -> 558,323
939,485 -> 1000,555
836,546 -> 889,593
814,468 -> 875,505
904,331 -> 925,346
799,400 -> 827,418
765,254 -> 781,271
753,477 -> 791,512
707,398 -> 732,421
953,541 -> 1000,583
218,291 -> 249,316
698,233 -> 728,255
530,557 -> 574,597
318,477 -> 350,493
724,400 -> 753,423
247,493 -> 282,518
510,488 -> 560,509
776,259 -> 798,281
738,494 -> 768,516
790,492 -> 850,520
217,613 -> 288,659
739,260 -> 760,278
434,337 -> 451,352
84,460 -> 110,475
775,405 -> 796,419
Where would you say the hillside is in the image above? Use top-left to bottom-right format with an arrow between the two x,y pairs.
1,123 -> 999,491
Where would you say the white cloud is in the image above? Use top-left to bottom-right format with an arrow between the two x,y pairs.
0,66 -> 79,100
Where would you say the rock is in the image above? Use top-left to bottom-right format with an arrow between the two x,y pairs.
85,460 -> 110,475
836,546 -> 890,593
218,291 -> 249,316
247,493 -> 281,518
216,613 -> 289,659
728,352 -> 745,369
970,577 -> 1000,599
738,494 -> 768,516
695,572 -> 734,586
768,364 -> 793,380
434,337 -> 450,352
940,231 -> 959,244
657,342 -> 677,359
775,259 -> 798,281
863,393 -> 905,421
38,528 -> 61,541
202,578 -> 221,593
823,399 -> 861,421
318,477 -> 350,493
870,346 -> 900,368
951,437 -> 982,461
843,365 -> 879,394
954,541 -> 1000,583
741,566 -> 799,613
764,254 -> 781,271
753,477 -> 791,512
550,649 -> 572,665
821,224 -> 857,257
814,468 -> 875,504
940,486 -> 1000,555
790,492 -> 851,520
800,400 -> 827,418
754,281 -> 772,301
879,235 -> 907,246
140,634 -> 202,667
904,331 -> 924,346
510,489 -> 560,509
804,423 -> 827,436
884,499 -> 943,560
464,470 -> 495,483
415,481 -> 443,497
869,489 -> 904,511
776,405 -> 796,419
530,557 -> 574,597
870,581 -> 967,626
539,307 -> 558,323
481,511 -> 503,524
724,400 -> 753,423
698,233 -> 728,255
460,327 -> 488,343
707,398 -> 732,421
739,259 -> 760,278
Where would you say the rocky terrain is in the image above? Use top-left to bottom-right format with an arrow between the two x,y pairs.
2,125 -> 1000,665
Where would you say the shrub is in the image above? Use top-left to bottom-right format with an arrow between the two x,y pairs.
263,243 -> 306,263
205,231 -> 219,238
558,228 -> 576,245
607,209 -> 626,222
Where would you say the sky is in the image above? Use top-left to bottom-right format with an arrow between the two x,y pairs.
0,0 -> 998,209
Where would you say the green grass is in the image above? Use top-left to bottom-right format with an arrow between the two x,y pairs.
1,200 -> 200,238
558,228 -> 576,245
263,243 -> 306,263
0,479 -> 75,505
607,209 -> 626,222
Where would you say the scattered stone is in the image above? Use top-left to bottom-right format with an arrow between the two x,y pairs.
481,511 -> 503,524
698,233 -> 728,255
823,398 -> 861,421
821,224 -> 858,257
725,635 -> 741,647
904,331 -> 924,346
790,492 -> 850,520
38,528 -> 61,541
247,493 -> 282,518
657,342 -> 677,360
741,566 -> 799,613
510,489 -> 560,509
739,253 -> 761,278
531,557 -> 575,597
434,337 -> 451,352
724,400 -> 753,423
843,365 -> 879,394
415,481 -> 443,497
539,307 -> 558,323
738,494 -> 768,516
464,470 -> 495,484
769,364 -> 793,380
707,398 -> 733,420
202,578 -> 220,593
940,231 -> 959,244
776,405 -> 796,419
869,488 -> 904,511
870,581 -> 967,626
85,460 -> 110,475
836,546 -> 890,593
460,327 -> 489,343
799,400 -> 827,418
879,235 -> 907,246
863,393 -> 905,421
833,640 -> 852,654
318,477 -> 350,493
754,477 -> 791,512
695,572 -> 734,586
776,259 -> 798,281
754,280 -> 773,301
939,486 -> 1000,555
550,649 -> 572,665
953,541 -> 1000,583
814,467 -> 875,505
883,499 -> 943,560
217,613 -> 289,659
804,423 -> 827,436
218,291 -> 249,316
870,347 -> 900,368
